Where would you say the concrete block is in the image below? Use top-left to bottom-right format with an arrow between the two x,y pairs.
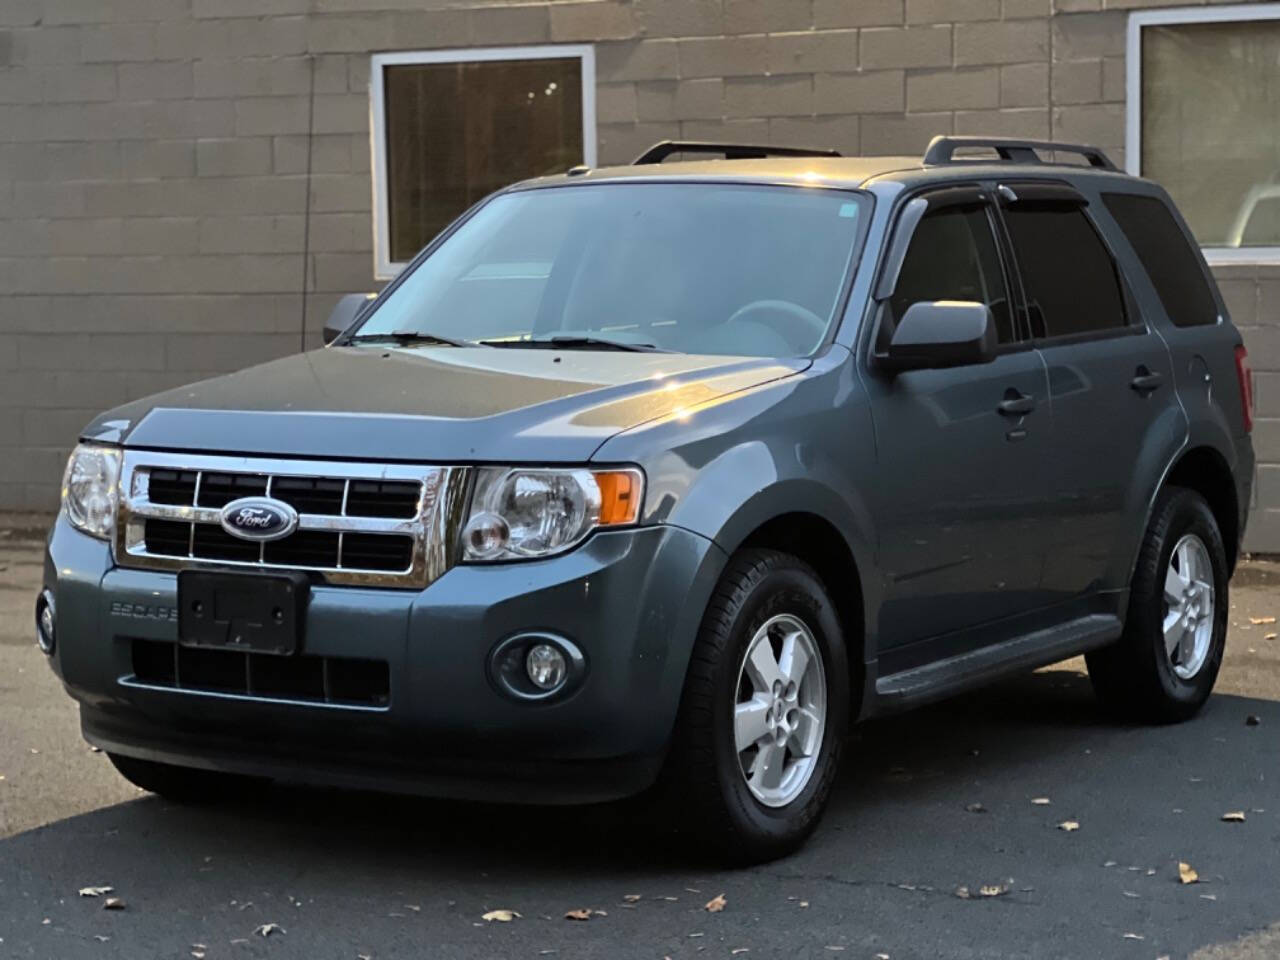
596,82 -> 638,124
1000,61 -> 1047,108
596,40 -> 679,82
118,61 -> 192,101
766,30 -> 857,75
906,0 -> 998,22
42,63 -> 117,102
814,0 -> 903,28
1051,102 -> 1123,148
726,0 -> 814,35
1051,58 -> 1102,105
677,35 -> 770,78
1052,11 -> 1126,61
548,3 -> 632,42
472,4 -> 553,44
80,23 -> 157,63
768,114 -> 860,154
235,96 -> 309,137
814,70 -> 904,115
120,217 -> 199,255
194,57 -> 313,99
725,75 -> 813,117
123,139 -> 195,178
860,25 -> 952,70
954,107 -> 1049,138
1002,0 -> 1049,16
637,78 -> 724,122
198,215 -> 305,254
637,0 -> 724,38
955,18 -> 1048,65
908,67 -> 999,112
861,110 -> 953,154
197,137 -> 272,176
597,120 -> 680,164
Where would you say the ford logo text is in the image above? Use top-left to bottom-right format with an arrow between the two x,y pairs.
218,497 -> 299,543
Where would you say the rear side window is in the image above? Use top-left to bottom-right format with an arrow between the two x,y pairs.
1102,193 -> 1219,328
1003,205 -> 1127,340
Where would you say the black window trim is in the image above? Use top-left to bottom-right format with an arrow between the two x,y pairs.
868,182 -> 1032,368
991,178 -> 1147,348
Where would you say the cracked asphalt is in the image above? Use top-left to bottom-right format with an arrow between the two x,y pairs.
2,529 -> 1279,959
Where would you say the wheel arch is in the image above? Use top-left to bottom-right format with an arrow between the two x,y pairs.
1162,445 -> 1241,574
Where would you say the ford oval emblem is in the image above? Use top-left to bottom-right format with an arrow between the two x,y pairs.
219,497 -> 299,542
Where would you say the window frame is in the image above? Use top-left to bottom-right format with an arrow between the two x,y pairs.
1125,2 -> 1280,265
369,44 -> 598,281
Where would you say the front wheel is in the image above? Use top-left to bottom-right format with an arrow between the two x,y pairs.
1087,486 -> 1229,722
664,549 -> 850,863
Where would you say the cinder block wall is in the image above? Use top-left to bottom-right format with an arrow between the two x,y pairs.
1,0 -> 1276,550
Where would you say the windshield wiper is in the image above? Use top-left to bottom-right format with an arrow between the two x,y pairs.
478,335 -> 668,353
346,331 -> 471,347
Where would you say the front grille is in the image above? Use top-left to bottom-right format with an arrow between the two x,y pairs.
117,452 -> 469,588
130,638 -> 390,708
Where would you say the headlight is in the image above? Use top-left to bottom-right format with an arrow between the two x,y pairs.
61,444 -> 121,541
461,467 -> 643,562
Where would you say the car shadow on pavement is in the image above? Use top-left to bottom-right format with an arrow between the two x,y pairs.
3,668 -> 1278,959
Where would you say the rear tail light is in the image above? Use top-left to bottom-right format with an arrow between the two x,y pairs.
1235,344 -> 1254,433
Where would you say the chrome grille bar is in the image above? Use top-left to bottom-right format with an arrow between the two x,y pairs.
115,451 -> 471,589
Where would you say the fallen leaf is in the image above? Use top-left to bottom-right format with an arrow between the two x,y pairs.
102,898 -> 126,911
1249,616 -> 1276,625
1179,862 -> 1199,885
481,910 -> 520,923
1031,797 -> 1051,805
564,909 -> 593,921
965,802 -> 986,814
731,950 -> 750,956
875,954 -> 890,960
192,952 -> 205,959
954,886 -> 971,899
1122,891 -> 1140,899
1222,811 -> 1247,822
254,923 -> 283,937
1246,715 -> 1261,727
1266,633 -> 1277,640
78,886 -> 114,897
799,901 -> 809,908
1103,860 -> 1118,868
1200,894 -> 1218,902
622,894 -> 642,903
93,935 -> 110,942
705,894 -> 727,913
978,884 -> 1010,898
1058,821 -> 1080,832
1122,933 -> 1145,941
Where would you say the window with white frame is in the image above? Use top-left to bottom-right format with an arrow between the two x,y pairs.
1128,4 -> 1280,262
370,45 -> 596,279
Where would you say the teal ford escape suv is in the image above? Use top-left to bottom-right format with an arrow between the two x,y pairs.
41,137 -> 1255,862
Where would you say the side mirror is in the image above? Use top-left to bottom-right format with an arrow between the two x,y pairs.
883,300 -> 996,371
324,293 -> 377,346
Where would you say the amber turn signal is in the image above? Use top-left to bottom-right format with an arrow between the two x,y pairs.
593,469 -> 643,526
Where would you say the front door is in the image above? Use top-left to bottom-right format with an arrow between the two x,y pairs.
864,188 -> 1054,655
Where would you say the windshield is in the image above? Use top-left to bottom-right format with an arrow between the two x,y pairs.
353,183 -> 869,357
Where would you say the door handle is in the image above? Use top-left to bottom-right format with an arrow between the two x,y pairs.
1130,367 -> 1163,394
997,391 -> 1036,417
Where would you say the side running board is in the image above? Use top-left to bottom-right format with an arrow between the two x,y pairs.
875,614 -> 1122,711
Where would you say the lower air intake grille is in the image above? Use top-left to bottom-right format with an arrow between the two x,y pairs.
130,638 -> 390,708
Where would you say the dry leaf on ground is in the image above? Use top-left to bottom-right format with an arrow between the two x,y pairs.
102,898 -> 126,911
622,894 -> 642,903
1058,821 -> 1080,832
705,894 -> 727,913
1249,616 -> 1276,625
1179,862 -> 1199,885
254,923 -> 282,936
1031,797 -> 1051,805
1222,811 -> 1247,822
78,886 -> 113,898
954,886 -> 971,899
978,884 -> 1010,898
481,910 -> 520,923
564,909 -> 593,921
965,803 -> 986,814
1122,933 -> 1145,941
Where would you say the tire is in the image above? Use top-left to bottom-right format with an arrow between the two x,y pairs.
108,753 -> 265,803
663,548 -> 850,864
1087,486 -> 1228,723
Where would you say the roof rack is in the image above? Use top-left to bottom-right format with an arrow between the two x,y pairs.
922,136 -> 1117,171
632,140 -> 842,165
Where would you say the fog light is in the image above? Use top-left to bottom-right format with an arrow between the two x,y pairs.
526,643 -> 567,691
35,590 -> 56,655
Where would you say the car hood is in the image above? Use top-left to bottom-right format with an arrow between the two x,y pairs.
83,345 -> 808,462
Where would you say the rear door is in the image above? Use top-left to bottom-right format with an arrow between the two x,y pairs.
865,185 -> 1055,654
995,181 -> 1185,603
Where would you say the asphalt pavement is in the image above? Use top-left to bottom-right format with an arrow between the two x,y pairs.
2,528 -> 1279,960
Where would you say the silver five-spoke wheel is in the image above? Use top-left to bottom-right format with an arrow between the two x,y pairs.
734,613 -> 827,808
1163,533 -> 1214,680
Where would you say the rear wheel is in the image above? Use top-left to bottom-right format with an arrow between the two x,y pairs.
108,753 -> 265,803
664,549 -> 849,863
1087,486 -> 1228,722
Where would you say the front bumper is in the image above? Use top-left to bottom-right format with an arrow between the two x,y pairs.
44,516 -> 726,803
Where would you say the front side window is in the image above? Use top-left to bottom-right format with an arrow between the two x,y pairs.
354,183 -> 869,358
1003,205 -> 1127,340
1131,9 -> 1280,258
371,46 -> 595,279
887,204 -> 1015,346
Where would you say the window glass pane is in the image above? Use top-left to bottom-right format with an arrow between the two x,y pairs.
1102,192 -> 1219,327
358,184 -> 868,358
889,206 -> 1015,345
383,57 -> 584,263
1142,22 -> 1280,247
1004,206 -> 1126,339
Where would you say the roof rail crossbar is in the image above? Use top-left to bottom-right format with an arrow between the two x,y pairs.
922,136 -> 1117,171
632,140 -> 842,165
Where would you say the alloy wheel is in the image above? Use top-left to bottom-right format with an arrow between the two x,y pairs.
733,613 -> 827,808
1163,533 -> 1215,680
